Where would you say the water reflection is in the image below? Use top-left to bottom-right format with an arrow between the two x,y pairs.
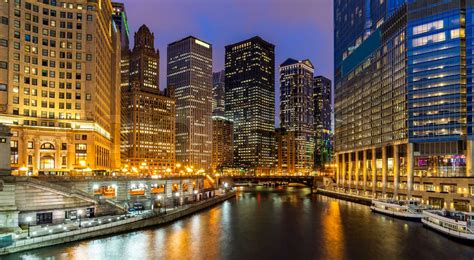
6,187 -> 474,260
321,200 -> 344,259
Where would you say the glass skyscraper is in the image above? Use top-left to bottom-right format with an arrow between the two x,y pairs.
335,0 -> 474,209
225,36 -> 275,174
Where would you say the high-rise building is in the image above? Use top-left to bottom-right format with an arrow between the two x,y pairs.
334,0 -> 474,210
212,70 -> 225,117
167,36 -> 212,171
313,75 -> 332,169
112,2 -> 129,51
279,58 -> 315,174
212,116 -> 233,172
121,25 -> 175,174
225,36 -> 276,174
0,0 -> 121,175
112,2 -> 131,162
275,128 -> 296,175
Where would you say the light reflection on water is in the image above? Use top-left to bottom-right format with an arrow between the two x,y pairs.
6,187 -> 474,260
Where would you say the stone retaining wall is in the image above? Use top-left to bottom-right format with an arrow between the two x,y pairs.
0,191 -> 236,255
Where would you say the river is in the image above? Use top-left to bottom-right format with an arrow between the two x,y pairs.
5,186 -> 474,259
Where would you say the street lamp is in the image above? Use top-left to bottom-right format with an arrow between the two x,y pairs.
77,209 -> 83,228
157,195 -> 162,213
25,216 -> 32,238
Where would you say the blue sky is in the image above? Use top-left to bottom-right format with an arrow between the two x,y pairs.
121,0 -> 333,126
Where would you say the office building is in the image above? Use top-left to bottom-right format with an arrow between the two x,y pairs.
334,0 -> 474,210
0,0 -> 121,175
211,116 -> 233,172
225,36 -> 276,174
121,25 -> 175,174
313,75 -> 332,169
212,70 -> 225,117
167,36 -> 213,171
279,58 -> 315,174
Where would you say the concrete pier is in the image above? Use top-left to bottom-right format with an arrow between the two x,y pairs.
0,191 -> 236,255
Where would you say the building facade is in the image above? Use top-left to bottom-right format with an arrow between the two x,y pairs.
211,116 -> 233,173
279,58 -> 315,174
313,75 -> 332,169
0,0 -> 121,176
275,128 -> 296,175
121,25 -> 175,174
225,36 -> 275,174
112,2 -> 130,163
167,36 -> 213,171
212,70 -> 225,117
334,0 -> 474,210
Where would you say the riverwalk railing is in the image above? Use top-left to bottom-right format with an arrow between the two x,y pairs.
0,191 -> 236,255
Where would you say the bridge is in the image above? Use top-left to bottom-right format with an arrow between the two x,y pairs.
220,175 -> 325,190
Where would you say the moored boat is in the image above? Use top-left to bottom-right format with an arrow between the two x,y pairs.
370,199 -> 425,220
422,210 -> 474,240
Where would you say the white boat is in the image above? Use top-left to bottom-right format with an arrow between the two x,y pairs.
370,199 -> 425,220
422,210 -> 474,240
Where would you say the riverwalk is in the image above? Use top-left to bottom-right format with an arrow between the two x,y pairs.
315,188 -> 372,205
0,191 -> 236,255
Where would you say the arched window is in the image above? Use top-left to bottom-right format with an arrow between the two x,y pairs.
40,142 -> 55,150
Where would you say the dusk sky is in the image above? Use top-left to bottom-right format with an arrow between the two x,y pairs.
121,0 -> 334,125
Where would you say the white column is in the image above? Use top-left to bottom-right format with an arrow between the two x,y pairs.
371,148 -> 376,197
355,151 -> 359,192
407,143 -> 414,198
467,140 -> 473,177
362,150 -> 367,193
393,144 -> 400,199
382,146 -> 387,196
348,153 -> 352,192
342,154 -> 346,188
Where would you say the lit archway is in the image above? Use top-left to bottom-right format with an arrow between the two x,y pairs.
40,155 -> 55,169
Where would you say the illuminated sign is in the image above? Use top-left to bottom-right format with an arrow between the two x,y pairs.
195,39 -> 210,48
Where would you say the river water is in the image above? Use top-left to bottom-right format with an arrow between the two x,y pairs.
5,186 -> 474,260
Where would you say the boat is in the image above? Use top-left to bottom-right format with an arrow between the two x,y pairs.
370,199 -> 426,220
422,210 -> 474,240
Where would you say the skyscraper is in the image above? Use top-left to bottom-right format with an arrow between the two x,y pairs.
212,116 -> 233,173
279,58 -> 315,174
313,75 -> 332,169
121,25 -> 175,174
167,36 -> 213,171
0,0 -> 121,175
334,0 -> 474,209
225,36 -> 275,174
112,2 -> 129,51
212,70 -> 225,117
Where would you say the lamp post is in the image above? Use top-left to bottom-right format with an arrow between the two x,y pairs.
25,216 -> 32,238
77,209 -> 83,228
157,195 -> 162,214
164,180 -> 167,214
175,192 -> 180,208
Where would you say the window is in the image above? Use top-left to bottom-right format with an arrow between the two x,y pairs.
76,143 -> 87,151
40,142 -> 55,150
1,16 -> 8,25
412,20 -> 444,35
36,212 -> 53,225
0,39 -> 7,47
10,140 -> 18,164
0,61 -> 7,69
412,32 -> 446,47
27,141 -> 34,149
